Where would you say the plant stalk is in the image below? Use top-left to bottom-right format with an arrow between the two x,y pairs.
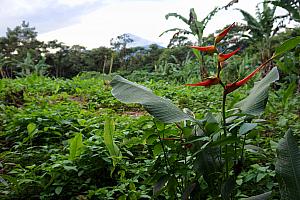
158,135 -> 170,172
222,92 -> 229,178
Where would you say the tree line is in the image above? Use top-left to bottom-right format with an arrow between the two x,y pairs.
0,0 -> 299,82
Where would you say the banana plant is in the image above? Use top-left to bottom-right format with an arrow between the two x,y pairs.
269,0 -> 300,22
160,7 -> 220,79
160,2 -> 240,80
112,22 -> 300,198
160,7 -> 220,46
237,0 -> 287,76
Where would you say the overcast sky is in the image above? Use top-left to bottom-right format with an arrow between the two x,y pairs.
0,0 -> 291,49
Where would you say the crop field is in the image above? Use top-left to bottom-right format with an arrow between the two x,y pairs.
0,70 -> 299,199
0,0 -> 300,199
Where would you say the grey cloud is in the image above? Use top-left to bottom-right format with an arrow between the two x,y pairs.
0,0 -> 105,36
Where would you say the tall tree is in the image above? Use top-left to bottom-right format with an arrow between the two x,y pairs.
85,47 -> 113,73
110,34 -> 134,70
0,21 -> 44,77
45,40 -> 69,77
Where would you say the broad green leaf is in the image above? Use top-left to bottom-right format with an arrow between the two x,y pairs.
0,176 -> 8,186
55,186 -> 63,195
153,175 -> 169,196
111,75 -> 194,123
282,82 -> 296,106
235,67 -> 279,115
63,165 -> 77,171
104,118 -> 121,160
273,36 -> 300,59
221,176 -> 236,200
241,191 -> 272,200
239,123 -> 257,135
244,145 -> 264,154
153,143 -> 163,157
211,136 -> 239,147
27,123 -> 37,138
167,176 -> 178,199
182,183 -> 196,200
69,133 -> 84,160
275,129 -> 300,200
192,48 -> 201,61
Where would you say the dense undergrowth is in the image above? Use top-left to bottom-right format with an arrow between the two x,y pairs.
0,72 -> 299,199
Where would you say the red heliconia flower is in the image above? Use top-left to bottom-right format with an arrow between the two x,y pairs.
189,45 -> 217,54
215,22 -> 235,44
186,77 -> 220,87
224,62 -> 266,94
218,47 -> 241,62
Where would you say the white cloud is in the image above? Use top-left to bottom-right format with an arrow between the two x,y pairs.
0,0 -> 47,17
0,0 -> 106,35
56,0 -> 99,7
35,0 -> 288,49
2,0 -> 293,49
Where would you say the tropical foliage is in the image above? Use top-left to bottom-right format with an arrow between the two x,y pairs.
0,0 -> 300,199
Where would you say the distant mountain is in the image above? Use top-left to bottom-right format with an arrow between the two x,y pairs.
126,33 -> 164,49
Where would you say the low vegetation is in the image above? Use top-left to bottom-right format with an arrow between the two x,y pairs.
0,0 -> 300,199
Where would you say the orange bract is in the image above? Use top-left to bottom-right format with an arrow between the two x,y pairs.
215,22 -> 235,44
189,45 -> 217,54
218,47 -> 241,62
224,61 -> 267,94
186,22 -> 265,94
186,77 -> 220,87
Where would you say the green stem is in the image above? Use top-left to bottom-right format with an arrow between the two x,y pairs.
158,135 -> 170,172
222,92 -> 228,179
158,135 -> 181,198
240,135 -> 247,162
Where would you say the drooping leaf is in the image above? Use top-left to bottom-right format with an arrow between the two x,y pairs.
111,75 -> 194,123
165,12 -> 189,24
236,9 -> 261,32
159,28 -> 192,37
235,67 -> 279,115
275,129 -> 300,200
241,191 -> 272,200
69,133 -> 84,160
273,36 -> 300,59
239,123 -> 257,135
270,1 -> 300,22
201,7 -> 220,29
